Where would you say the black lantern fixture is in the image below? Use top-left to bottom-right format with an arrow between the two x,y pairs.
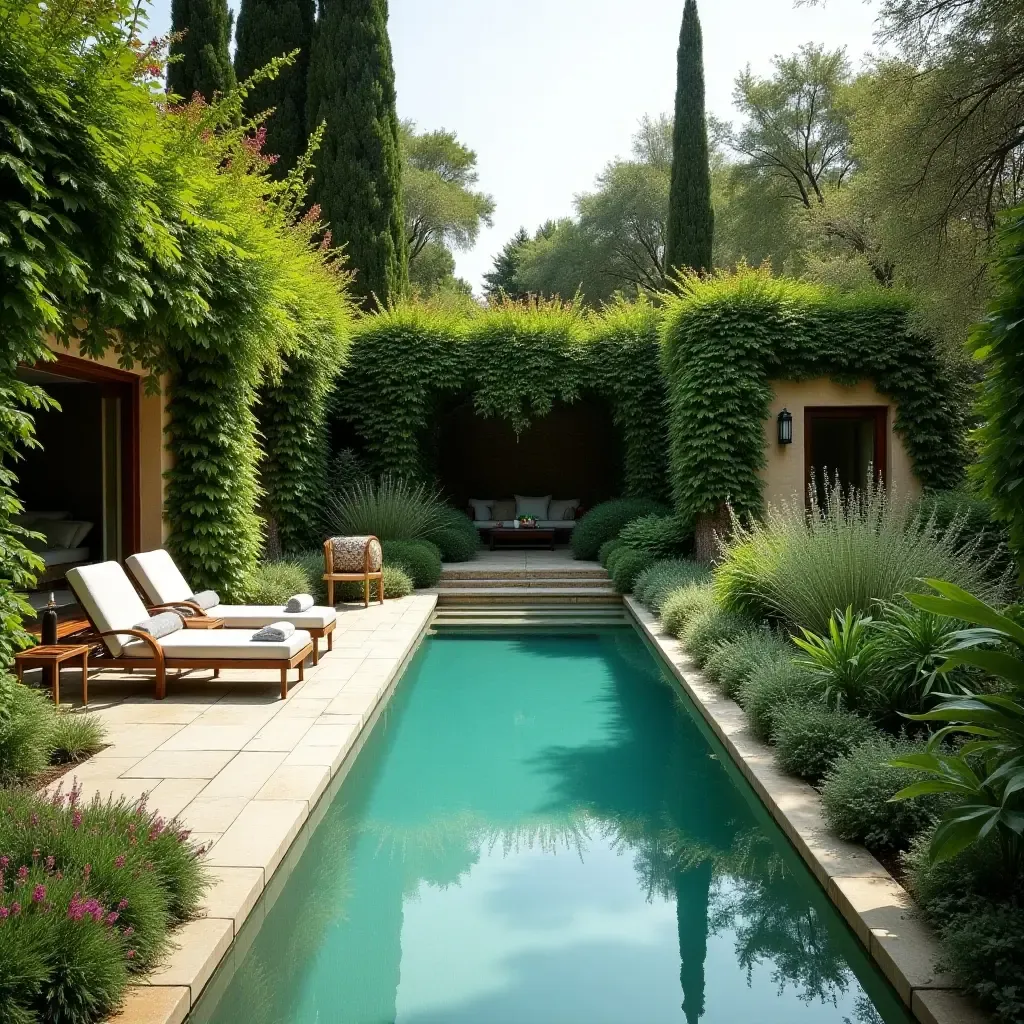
777,408 -> 793,445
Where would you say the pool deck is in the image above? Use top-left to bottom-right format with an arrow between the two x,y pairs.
31,593 -> 437,1024
625,597 -> 989,1024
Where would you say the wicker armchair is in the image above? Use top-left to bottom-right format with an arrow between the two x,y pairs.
323,535 -> 384,608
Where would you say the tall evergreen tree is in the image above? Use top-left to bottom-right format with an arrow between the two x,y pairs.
167,0 -> 236,101
306,0 -> 407,306
665,0 -> 714,276
234,0 -> 315,177
483,228 -> 530,300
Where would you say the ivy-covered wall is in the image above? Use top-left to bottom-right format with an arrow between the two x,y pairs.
661,270 -> 967,525
330,299 -> 670,501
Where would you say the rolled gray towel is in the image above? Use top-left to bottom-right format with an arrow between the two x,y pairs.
251,621 -> 296,642
133,611 -> 183,639
286,593 -> 314,613
189,590 -> 220,611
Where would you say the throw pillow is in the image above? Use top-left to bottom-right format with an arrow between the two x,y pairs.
43,520 -> 82,549
66,520 -> 94,547
468,499 -> 495,521
515,495 -> 551,519
549,498 -> 580,522
491,499 -> 516,522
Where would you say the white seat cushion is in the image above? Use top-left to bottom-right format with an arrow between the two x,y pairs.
212,605 -> 336,630
126,550 -> 197,606
67,562 -> 153,657
121,628 -> 311,660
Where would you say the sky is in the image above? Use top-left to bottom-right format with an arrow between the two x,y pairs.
145,0 -> 880,292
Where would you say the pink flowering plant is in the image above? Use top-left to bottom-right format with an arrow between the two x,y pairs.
0,781 -> 209,1023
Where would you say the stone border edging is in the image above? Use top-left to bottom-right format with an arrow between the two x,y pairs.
624,596 -> 988,1024
110,597 -> 438,1024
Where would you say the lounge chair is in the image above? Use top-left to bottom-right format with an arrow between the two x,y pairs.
66,562 -> 312,700
125,549 -> 336,664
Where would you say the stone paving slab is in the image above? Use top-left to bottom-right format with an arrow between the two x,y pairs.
44,594 -> 437,1024
624,596 -> 988,1024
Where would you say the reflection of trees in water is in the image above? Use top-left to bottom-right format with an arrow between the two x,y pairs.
199,633 -> 891,1024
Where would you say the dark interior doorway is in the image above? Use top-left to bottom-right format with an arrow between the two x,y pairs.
15,355 -> 139,611
804,406 -> 887,505
438,397 -> 622,510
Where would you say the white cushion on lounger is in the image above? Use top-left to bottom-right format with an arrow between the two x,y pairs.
126,549 -> 195,606
211,605 -> 335,630
120,628 -> 311,660
67,562 -> 152,657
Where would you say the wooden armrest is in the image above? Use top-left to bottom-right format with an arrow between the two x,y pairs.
77,628 -> 164,661
149,601 -> 205,616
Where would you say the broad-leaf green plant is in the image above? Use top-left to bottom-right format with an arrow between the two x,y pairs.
890,580 -> 1024,874
792,607 -> 881,712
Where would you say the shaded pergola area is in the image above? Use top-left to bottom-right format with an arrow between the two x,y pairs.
436,397 -> 623,514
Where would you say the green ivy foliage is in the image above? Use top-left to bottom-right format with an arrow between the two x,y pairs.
971,205 -> 1024,577
0,0 -> 354,640
331,298 -> 668,497
661,268 -> 967,522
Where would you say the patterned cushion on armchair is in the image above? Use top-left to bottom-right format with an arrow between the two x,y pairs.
329,536 -> 382,573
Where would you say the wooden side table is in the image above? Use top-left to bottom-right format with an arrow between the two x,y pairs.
13,644 -> 89,706
182,617 -> 225,629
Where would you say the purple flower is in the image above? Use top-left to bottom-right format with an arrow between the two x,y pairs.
114,854 -> 126,869
123,926 -> 134,937
118,899 -> 129,911
32,884 -> 46,904
11,902 -> 21,916
126,949 -> 136,960
71,810 -> 82,830
0,907 -> 9,919
44,856 -> 54,872
0,856 -> 9,870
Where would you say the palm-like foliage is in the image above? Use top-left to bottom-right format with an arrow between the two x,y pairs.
792,606 -> 880,712
890,580 -> 1024,874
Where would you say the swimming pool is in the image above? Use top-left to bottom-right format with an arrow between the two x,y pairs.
191,629 -> 913,1024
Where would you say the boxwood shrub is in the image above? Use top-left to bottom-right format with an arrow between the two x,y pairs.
571,498 -> 668,560
381,539 -> 442,589
771,703 -> 878,783
618,514 -> 691,558
426,507 -> 480,562
820,734 -> 949,855
610,549 -> 656,594
598,538 -> 624,568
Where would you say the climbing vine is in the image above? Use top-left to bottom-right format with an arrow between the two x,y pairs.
661,268 -> 967,523
331,298 -> 669,498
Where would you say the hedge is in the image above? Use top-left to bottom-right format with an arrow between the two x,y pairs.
330,298 -> 669,500
661,268 -> 967,526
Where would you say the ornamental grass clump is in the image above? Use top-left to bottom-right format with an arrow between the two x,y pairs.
323,474 -> 447,542
661,583 -> 716,639
242,560 -> 311,605
714,476 -> 1009,634
49,712 -> 106,766
633,559 -> 709,614
678,605 -> 758,668
703,629 -> 795,701
0,782 -> 208,1023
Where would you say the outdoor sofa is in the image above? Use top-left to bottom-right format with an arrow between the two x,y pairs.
67,562 -> 312,699
126,549 -> 337,663
467,496 -> 581,532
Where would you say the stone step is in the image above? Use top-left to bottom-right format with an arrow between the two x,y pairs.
436,588 -> 622,606
440,568 -> 608,581
433,605 -> 627,628
438,576 -> 614,590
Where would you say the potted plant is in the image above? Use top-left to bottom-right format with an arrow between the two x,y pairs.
518,515 -> 537,529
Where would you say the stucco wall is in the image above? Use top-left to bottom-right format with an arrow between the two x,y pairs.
761,378 -> 921,507
43,337 -> 170,550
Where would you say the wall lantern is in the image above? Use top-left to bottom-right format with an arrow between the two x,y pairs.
777,408 -> 793,445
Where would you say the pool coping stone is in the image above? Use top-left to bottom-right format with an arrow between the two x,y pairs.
624,595 -> 990,1024
82,594 -> 437,1024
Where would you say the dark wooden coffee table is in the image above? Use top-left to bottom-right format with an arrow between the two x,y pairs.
489,528 -> 555,551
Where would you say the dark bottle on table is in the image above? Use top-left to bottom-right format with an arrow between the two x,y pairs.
41,593 -> 58,647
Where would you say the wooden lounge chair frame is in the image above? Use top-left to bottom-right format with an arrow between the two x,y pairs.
146,596 -> 336,666
67,599 -> 311,701
323,535 -> 384,608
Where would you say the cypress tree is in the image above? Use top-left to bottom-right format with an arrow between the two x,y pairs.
306,0 -> 407,307
167,0 -> 236,102
665,0 -> 714,276
234,0 -> 315,176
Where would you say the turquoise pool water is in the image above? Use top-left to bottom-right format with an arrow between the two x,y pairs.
192,629 -> 913,1024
